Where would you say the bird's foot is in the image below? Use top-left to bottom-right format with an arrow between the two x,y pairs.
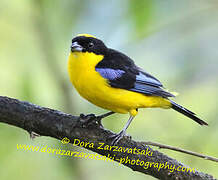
30,131 -> 40,140
108,131 -> 131,145
79,113 -> 103,128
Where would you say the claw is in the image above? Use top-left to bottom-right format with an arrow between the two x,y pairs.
108,115 -> 134,145
80,113 -> 96,121
79,113 -> 103,127
108,130 -> 126,145
79,112 -> 114,128
95,116 -> 103,127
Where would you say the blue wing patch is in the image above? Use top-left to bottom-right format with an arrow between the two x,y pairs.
95,67 -> 174,98
95,68 -> 125,80
130,82 -> 174,98
136,72 -> 162,87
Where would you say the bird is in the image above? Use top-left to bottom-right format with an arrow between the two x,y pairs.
67,34 -> 208,144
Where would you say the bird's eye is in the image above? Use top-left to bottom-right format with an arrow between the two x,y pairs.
88,42 -> 94,48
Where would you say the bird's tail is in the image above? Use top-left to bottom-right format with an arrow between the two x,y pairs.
170,100 -> 208,126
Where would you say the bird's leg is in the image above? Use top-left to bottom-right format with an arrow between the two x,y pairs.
109,115 -> 135,145
80,111 -> 115,127
96,111 -> 115,126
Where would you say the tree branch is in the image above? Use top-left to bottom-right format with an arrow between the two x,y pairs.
141,141 -> 218,163
0,96 -> 216,180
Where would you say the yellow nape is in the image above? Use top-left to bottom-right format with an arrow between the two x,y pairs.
76,34 -> 96,38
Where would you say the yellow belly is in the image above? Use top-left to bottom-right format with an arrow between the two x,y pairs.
67,52 -> 171,116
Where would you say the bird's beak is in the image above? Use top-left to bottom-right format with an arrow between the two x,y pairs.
71,42 -> 83,52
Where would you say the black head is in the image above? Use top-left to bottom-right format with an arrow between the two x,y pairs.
71,34 -> 108,55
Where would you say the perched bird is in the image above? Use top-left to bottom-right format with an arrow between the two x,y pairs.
68,34 -> 208,144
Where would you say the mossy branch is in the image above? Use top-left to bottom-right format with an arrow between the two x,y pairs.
0,96 -> 216,180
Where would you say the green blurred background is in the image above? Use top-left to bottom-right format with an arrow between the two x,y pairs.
0,0 -> 218,179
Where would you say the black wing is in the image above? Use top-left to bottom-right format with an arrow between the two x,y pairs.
95,49 -> 174,98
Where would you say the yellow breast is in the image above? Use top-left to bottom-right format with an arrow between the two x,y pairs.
67,52 -> 171,115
